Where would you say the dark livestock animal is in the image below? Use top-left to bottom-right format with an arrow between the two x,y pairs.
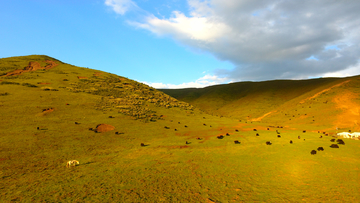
235,129 -> 239,132
303,130 -> 306,133
256,133 -> 259,136
186,141 -> 191,144
330,144 -> 339,148
234,140 -> 241,144
330,139 -> 335,142
298,136 -> 301,139
337,139 -> 345,145
253,129 -> 257,131
226,133 -> 230,136
217,135 -> 224,139
164,126 -> 170,129
311,150 -> 317,155
290,140 -> 293,144
266,141 -> 272,145
317,147 -> 324,151
141,143 -> 146,147
277,135 -> 281,138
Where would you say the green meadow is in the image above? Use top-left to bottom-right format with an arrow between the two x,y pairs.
1,55 -> 360,202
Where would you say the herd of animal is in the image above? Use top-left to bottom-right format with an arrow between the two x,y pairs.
66,122 -> 350,167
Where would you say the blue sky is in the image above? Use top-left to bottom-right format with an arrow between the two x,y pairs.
1,0 -> 360,88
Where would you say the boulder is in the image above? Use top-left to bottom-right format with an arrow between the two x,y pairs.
95,124 -> 115,133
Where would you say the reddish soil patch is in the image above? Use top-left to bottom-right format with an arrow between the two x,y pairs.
77,76 -> 88,79
1,60 -> 58,77
95,124 -> 115,133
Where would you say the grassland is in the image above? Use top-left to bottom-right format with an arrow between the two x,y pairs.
1,55 -> 360,202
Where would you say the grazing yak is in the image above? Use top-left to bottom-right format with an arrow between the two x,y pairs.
337,139 -> 345,145
311,150 -> 317,155
290,140 -> 293,144
235,129 -> 239,132
256,133 -> 259,136
330,139 -> 336,142
317,147 -> 324,151
141,143 -> 146,147
164,126 -> 170,129
266,141 -> 272,145
330,144 -> 339,148
277,135 -> 281,138
186,141 -> 191,144
298,136 -> 301,139
226,133 -> 230,136
217,135 -> 224,139
234,140 -> 241,144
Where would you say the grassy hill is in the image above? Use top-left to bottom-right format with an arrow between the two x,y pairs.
160,76 -> 360,131
1,55 -> 360,202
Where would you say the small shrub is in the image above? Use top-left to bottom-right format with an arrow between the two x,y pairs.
1,81 -> 20,85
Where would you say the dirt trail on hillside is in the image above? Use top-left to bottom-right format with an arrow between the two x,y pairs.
251,110 -> 277,122
333,89 -> 360,130
299,80 -> 350,104
1,60 -> 58,77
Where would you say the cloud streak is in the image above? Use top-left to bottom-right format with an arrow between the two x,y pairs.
105,0 -> 137,15
142,74 -> 231,89
106,0 -> 360,86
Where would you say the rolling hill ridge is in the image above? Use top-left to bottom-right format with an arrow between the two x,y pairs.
160,75 -> 360,131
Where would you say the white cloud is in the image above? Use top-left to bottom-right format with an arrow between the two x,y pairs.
131,0 -> 360,82
323,63 -> 360,78
135,11 -> 230,42
105,0 -> 136,15
141,74 -> 231,89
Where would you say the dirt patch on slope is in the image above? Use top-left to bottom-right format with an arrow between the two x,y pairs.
251,110 -> 277,122
1,60 -> 58,77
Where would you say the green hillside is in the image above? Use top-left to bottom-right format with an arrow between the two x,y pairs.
1,55 -> 360,202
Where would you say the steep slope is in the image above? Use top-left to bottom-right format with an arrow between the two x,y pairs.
160,76 -> 360,130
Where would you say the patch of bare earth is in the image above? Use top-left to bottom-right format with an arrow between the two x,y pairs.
251,110 -> 277,122
1,60 -> 58,77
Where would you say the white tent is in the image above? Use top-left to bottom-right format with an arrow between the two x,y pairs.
337,132 -> 351,138
351,132 -> 360,138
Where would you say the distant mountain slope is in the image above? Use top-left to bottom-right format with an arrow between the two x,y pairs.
160,76 -> 360,130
